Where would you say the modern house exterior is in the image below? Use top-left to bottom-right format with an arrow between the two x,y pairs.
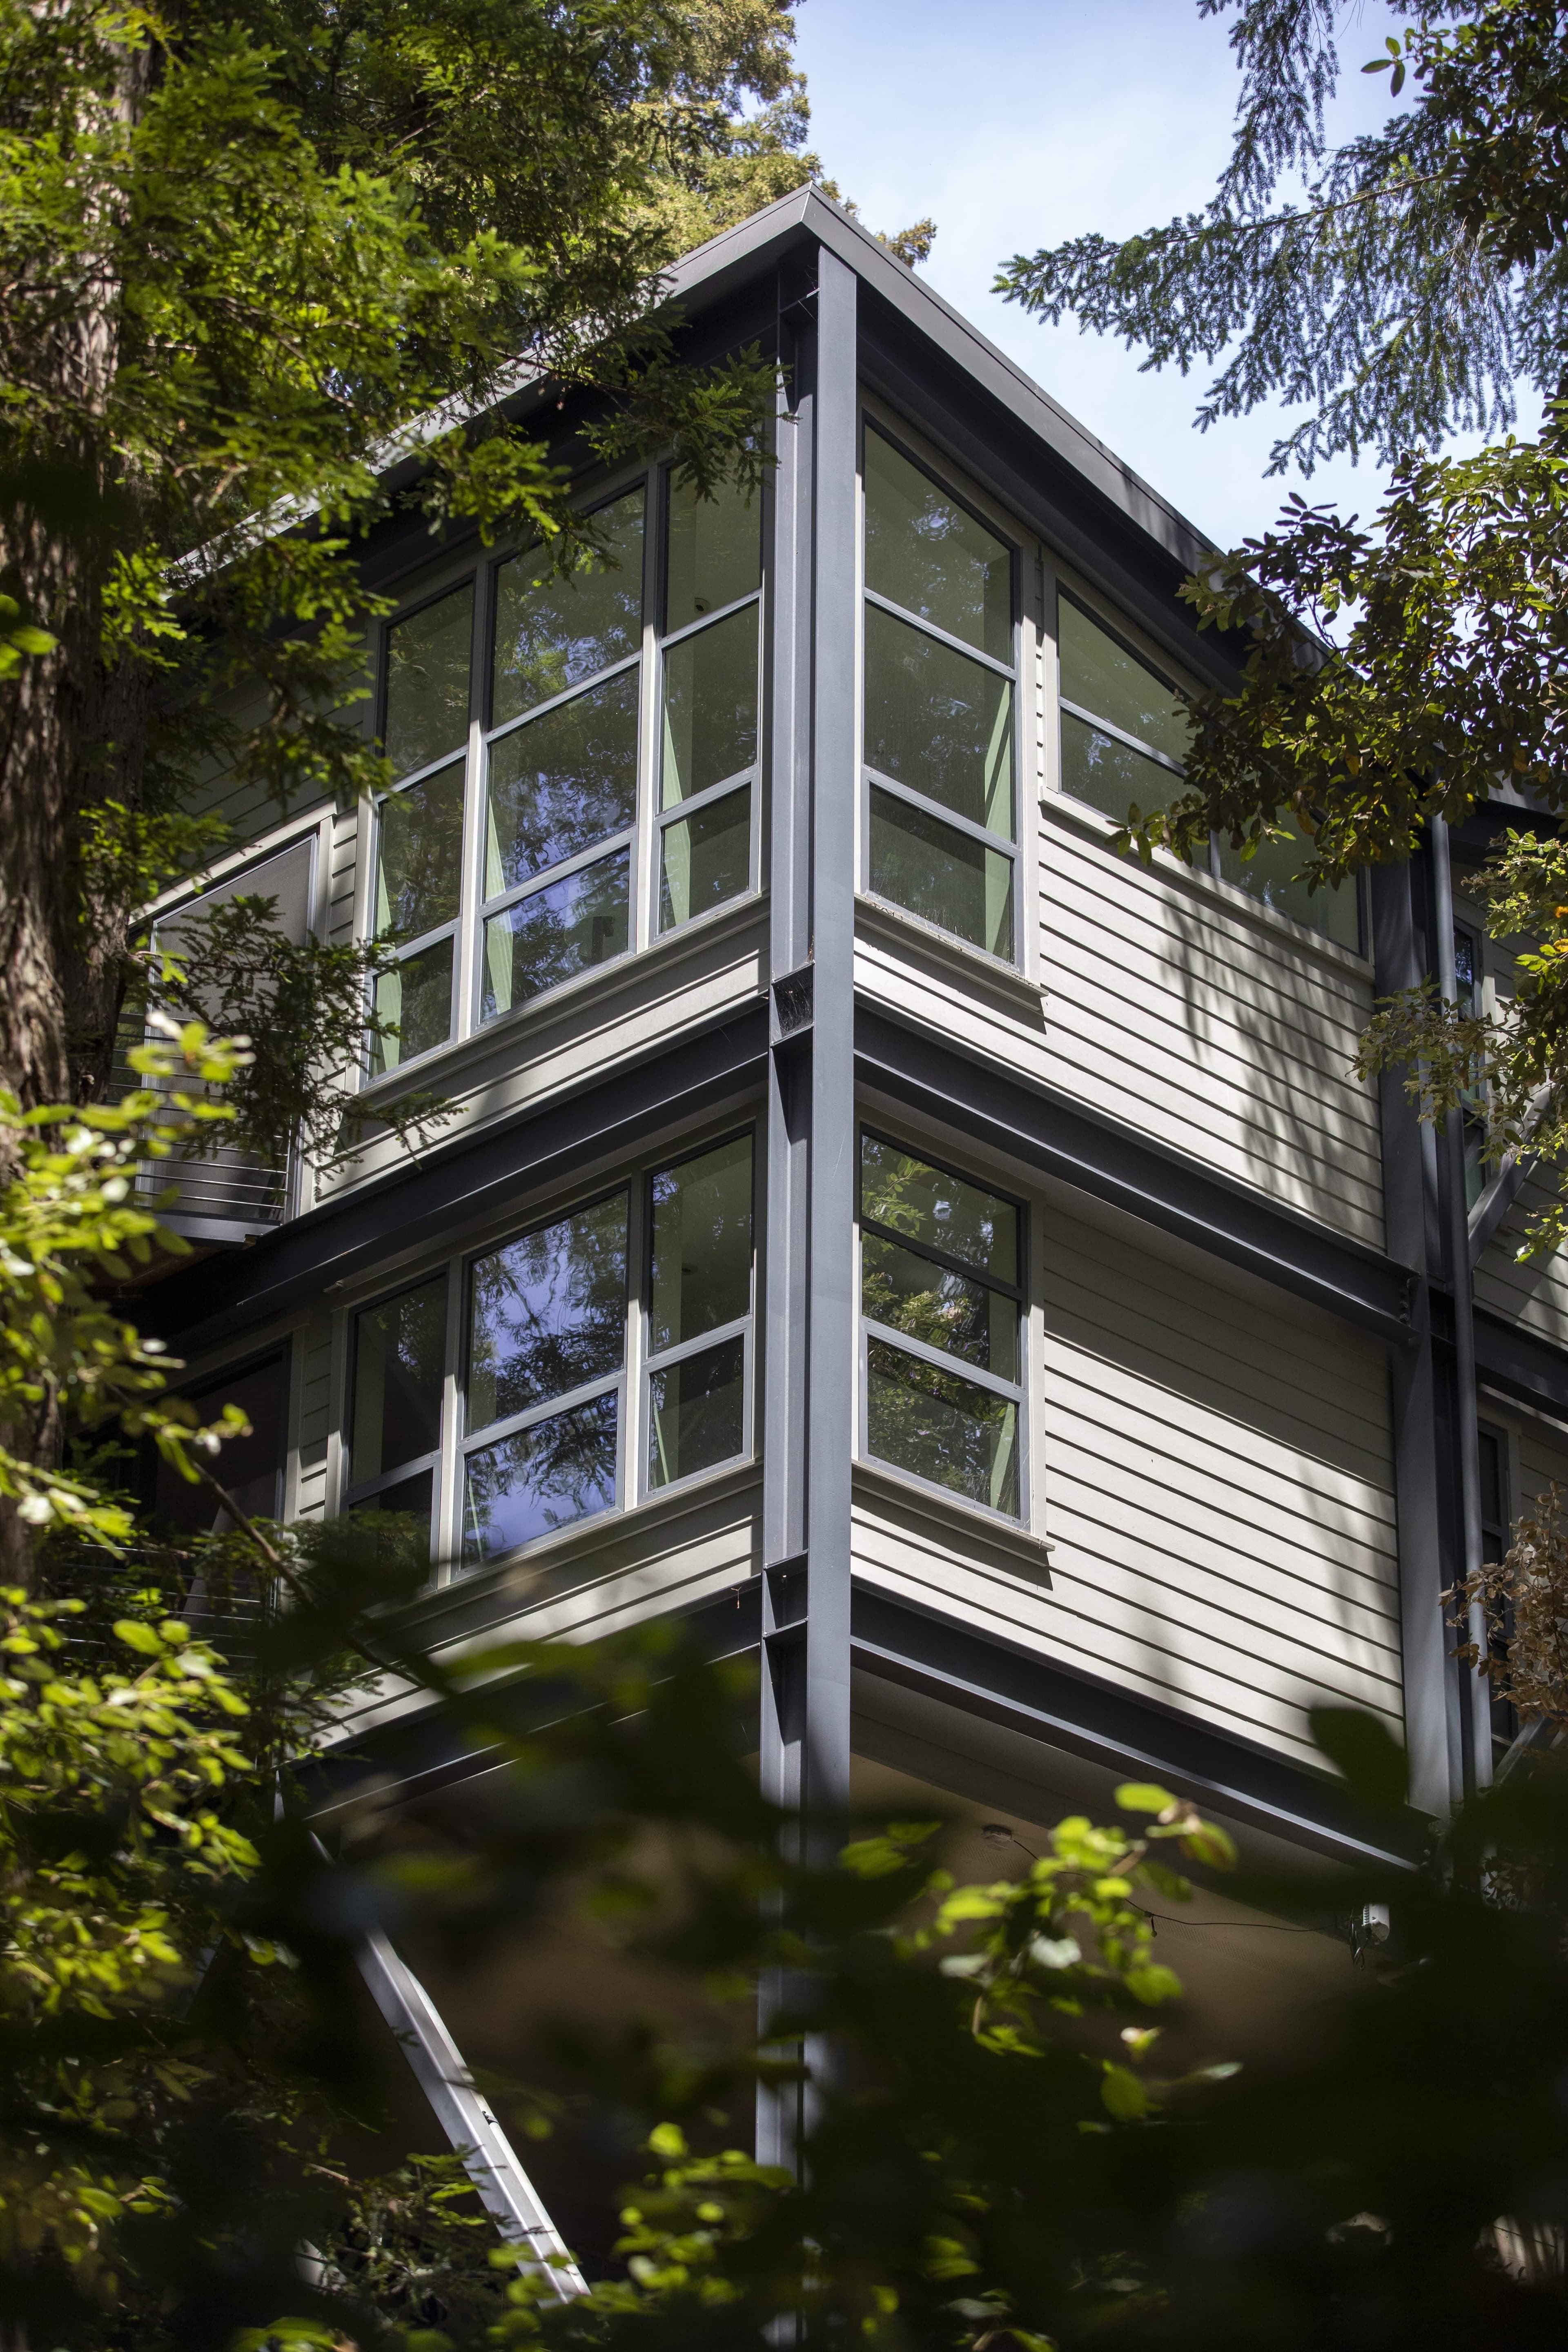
138,187 -> 1568,2209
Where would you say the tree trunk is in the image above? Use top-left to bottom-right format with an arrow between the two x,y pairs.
0,34 -> 150,1581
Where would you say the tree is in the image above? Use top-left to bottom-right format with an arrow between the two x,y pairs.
994,3 -> 1568,1252
0,0 -> 814,1131
7,1052 -> 1568,2348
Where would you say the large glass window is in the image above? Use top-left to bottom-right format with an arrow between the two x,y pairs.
463,1195 -> 629,1563
342,1134 -> 755,1573
364,463 -> 765,1081
370,585 -> 473,1074
658,477 -> 760,931
646,1136 -> 753,1489
343,1275 -> 450,1545
862,427 -> 1018,962
483,488 -> 645,1019
858,1133 -> 1024,1520
1057,595 -> 1361,952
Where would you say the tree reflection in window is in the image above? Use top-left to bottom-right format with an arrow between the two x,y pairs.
859,1133 -> 1023,1520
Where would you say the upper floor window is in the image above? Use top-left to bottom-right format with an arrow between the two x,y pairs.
340,1131 -> 756,1569
367,470 -> 761,1078
858,1131 -> 1024,1521
861,425 -> 1019,964
1057,595 -> 1361,953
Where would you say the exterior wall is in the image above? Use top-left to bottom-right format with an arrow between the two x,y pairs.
1474,1170 -> 1568,1351
315,900 -> 766,1200
853,1194 -> 1402,1771
1038,800 -> 1384,1248
330,1475 -> 761,1747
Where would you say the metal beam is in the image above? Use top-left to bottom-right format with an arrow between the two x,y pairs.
1470,1150 -> 1533,1265
757,248 -> 818,2171
356,1930 -> 586,2299
1472,1304 -> 1568,1423
854,1001 -> 1414,1342
848,1586 -> 1423,1871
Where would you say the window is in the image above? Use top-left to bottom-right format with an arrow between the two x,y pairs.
365,467 -> 762,1076
858,1132 -> 1024,1520
1056,594 -> 1361,953
343,1275 -> 450,1545
484,490 -> 645,1019
341,1134 -> 755,1571
862,426 -> 1018,962
150,1353 -> 289,1538
658,477 -> 762,931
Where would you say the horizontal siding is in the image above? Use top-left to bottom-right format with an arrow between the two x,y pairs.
1040,806 -> 1384,1247
855,1203 -> 1401,1771
329,805 -> 359,947
317,915 -> 766,1200
1516,1417 -> 1568,1511
332,1486 -> 760,1746
293,1315 -> 336,1525
1474,1171 -> 1568,1351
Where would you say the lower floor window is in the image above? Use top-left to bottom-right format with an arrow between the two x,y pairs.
858,1130 -> 1024,1519
341,1131 -> 755,1568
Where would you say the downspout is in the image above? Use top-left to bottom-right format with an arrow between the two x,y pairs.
1430,814 -> 1494,1795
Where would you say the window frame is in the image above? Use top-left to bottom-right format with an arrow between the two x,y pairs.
359,456 -> 766,1091
857,413 -> 1026,970
854,1123 -> 1029,1528
651,465 -> 764,938
1047,573 -> 1368,959
332,1121 -> 760,1581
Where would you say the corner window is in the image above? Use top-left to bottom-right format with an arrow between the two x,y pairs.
365,465 -> 762,1078
862,426 -> 1018,963
483,489 -> 645,1020
341,1134 -> 755,1573
858,1131 -> 1024,1520
343,1275 -> 449,1544
1056,594 -> 1361,953
658,477 -> 761,931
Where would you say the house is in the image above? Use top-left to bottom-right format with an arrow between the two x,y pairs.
138,186 -> 1568,2237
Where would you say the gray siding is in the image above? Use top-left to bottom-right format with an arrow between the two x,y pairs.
1039,803 -> 1384,1247
854,1201 -> 1402,1771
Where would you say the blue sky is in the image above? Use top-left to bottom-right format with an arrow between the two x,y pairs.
787,0 -> 1470,550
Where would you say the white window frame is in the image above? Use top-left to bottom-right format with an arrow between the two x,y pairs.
332,1123 -> 759,1582
853,1123 -> 1030,1530
358,458 -> 766,1094
856,406 -> 1028,973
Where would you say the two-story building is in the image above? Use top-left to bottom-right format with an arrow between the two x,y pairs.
137,187 -> 1568,2249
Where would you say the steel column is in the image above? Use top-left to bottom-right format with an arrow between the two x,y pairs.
1372,855 -> 1462,1814
757,241 -> 859,2164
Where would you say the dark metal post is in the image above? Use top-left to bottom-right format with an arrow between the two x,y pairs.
1430,816 -> 1493,1792
1372,856 -> 1462,1813
757,240 -> 858,2165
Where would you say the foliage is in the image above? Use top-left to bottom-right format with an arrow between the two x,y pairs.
0,0 -> 807,1123
1452,1479 -> 1568,1731
997,0 -> 1568,474
998,5 -> 1568,1274
137,893 -> 453,1188
0,1025 -> 256,1552
0,1591 -> 255,2285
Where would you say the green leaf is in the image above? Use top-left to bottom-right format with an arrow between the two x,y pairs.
1310,1707 -> 1409,1810
1116,1782 -> 1175,1814
113,1619 -> 164,1655
1100,2063 -> 1149,2121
